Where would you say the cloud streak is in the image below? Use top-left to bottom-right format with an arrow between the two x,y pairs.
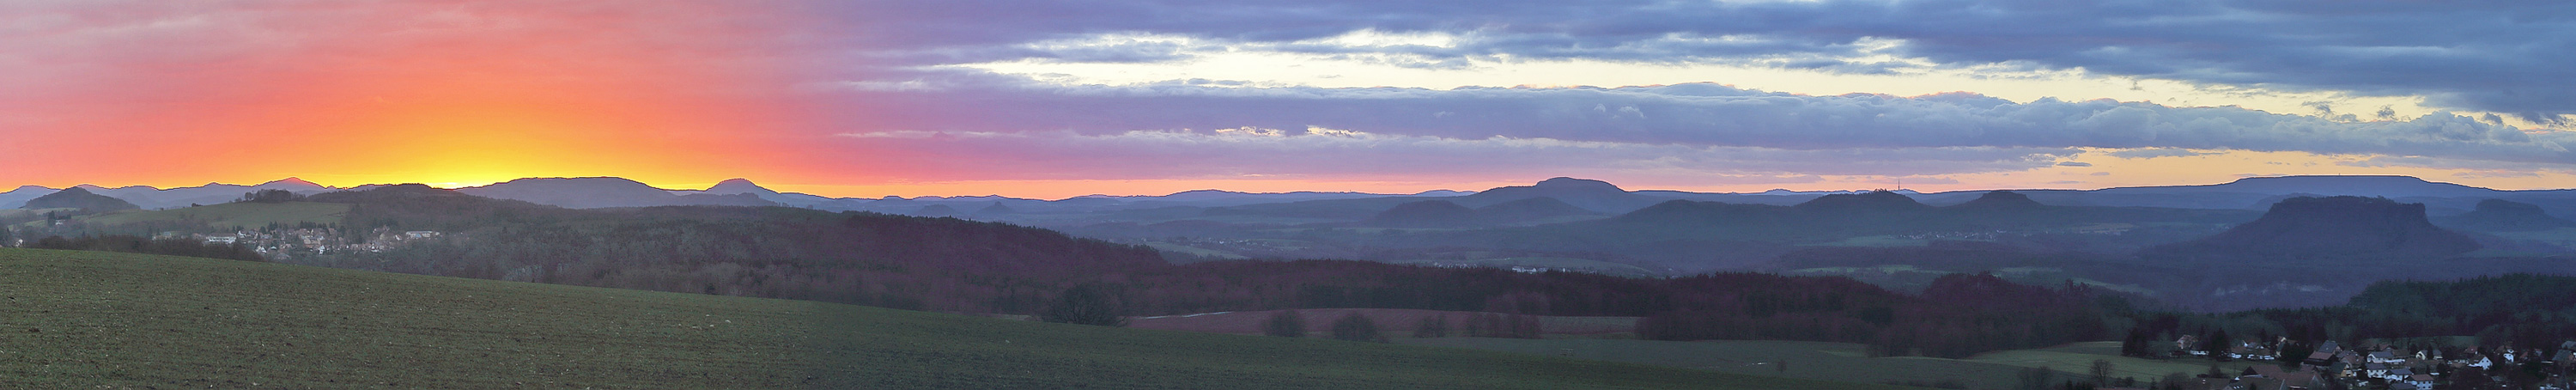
828,81 -> 2573,166
814,1 -> 2576,122
828,127 -> 2075,180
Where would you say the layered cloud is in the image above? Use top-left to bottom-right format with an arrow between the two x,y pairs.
830,126 -> 2075,180
821,1 -> 2576,123
828,81 -> 2570,163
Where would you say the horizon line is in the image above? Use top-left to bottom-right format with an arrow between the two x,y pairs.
4,174 -> 2552,201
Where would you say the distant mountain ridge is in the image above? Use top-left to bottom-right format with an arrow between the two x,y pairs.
672,178 -> 841,208
1949,191 -> 2047,211
458,177 -> 779,209
6,178 -> 337,210
15,174 -> 2576,223
2435,198 -> 2576,232
1455,177 -> 1667,213
2104,175 -> 2500,198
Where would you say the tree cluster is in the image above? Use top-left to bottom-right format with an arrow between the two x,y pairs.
237,189 -> 306,204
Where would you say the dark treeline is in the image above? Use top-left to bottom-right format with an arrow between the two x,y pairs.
1095,260 -> 2111,356
237,189 -> 306,204
23,235 -> 264,262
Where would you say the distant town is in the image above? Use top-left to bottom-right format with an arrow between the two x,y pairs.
2131,337 -> 2573,390
175,227 -> 443,259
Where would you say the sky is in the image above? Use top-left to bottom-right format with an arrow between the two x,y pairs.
5,1 -> 2575,199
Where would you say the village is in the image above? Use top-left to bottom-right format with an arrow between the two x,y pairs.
2126,337 -> 2576,390
181,227 -> 445,260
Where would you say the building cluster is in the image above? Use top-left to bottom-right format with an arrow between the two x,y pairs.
187,227 -> 443,259
1896,230 -> 2005,241
2155,338 -> 2574,390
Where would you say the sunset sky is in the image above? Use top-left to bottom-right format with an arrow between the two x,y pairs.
5,1 -> 2573,198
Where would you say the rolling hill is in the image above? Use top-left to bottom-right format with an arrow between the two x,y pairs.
19,187 -> 138,212
0,248 -> 1905,389
456,177 -> 780,209
2436,198 -> 2576,232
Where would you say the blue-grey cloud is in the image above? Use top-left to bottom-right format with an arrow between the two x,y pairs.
825,79 -> 2575,166
825,128 -> 2076,180
821,1 -> 2576,121
2103,148 -> 2215,159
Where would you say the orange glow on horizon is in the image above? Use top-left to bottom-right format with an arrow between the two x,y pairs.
4,2 -> 825,192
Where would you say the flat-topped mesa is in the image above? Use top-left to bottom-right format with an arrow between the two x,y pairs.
1459,177 -> 1657,213
703,178 -> 774,195
1530,177 -> 1625,192
257,177 -> 325,188
2166,196 -> 2478,259
1949,191 -> 2045,211
1793,190 -> 1929,213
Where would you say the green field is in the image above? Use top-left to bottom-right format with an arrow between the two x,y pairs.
0,209 -> 48,220
1963,342 -> 2263,381
0,248 -> 1907,389
3,208 -> 78,229
1406,338 -> 2265,390
1391,257 -> 1665,278
1807,235 -> 1935,247
1143,242 -> 1251,260
76,201 -> 351,230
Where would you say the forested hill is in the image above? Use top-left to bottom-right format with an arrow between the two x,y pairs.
300,185 -> 1166,311
2330,274 -> 2576,349
2131,274 -> 2576,362
2349,274 -> 2576,318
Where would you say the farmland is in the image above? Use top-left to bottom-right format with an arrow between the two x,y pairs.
1406,338 -> 2265,389
0,248 -> 1905,389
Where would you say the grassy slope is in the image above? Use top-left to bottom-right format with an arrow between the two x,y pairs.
1406,338 -> 2266,389
3,208 -> 78,229
1407,338 -> 2040,388
1965,342 -> 2263,381
77,202 -> 351,230
0,249 -> 1905,389
1131,308 -> 1642,336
